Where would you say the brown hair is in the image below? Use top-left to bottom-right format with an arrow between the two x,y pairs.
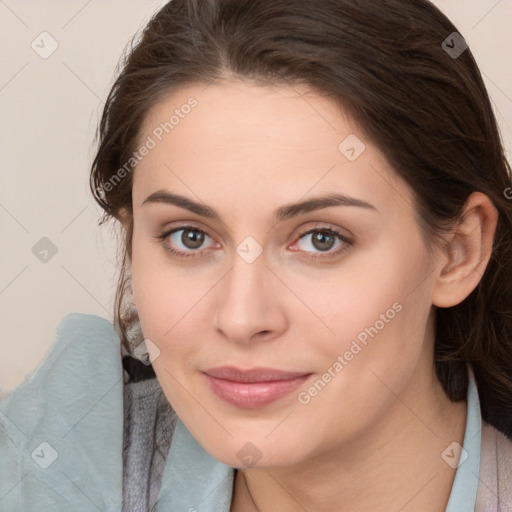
90,0 -> 512,437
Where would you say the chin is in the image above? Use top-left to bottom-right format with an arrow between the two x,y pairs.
198,432 -> 307,470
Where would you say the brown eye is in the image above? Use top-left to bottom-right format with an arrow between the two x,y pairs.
310,230 -> 336,251
181,229 -> 205,249
293,226 -> 353,260
156,226 -> 216,258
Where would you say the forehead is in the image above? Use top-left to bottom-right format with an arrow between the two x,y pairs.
140,80 -> 352,153
133,80 -> 414,219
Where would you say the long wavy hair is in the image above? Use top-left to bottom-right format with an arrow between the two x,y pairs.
90,0 -> 512,438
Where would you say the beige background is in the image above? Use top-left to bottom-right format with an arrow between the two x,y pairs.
1,0 -> 511,398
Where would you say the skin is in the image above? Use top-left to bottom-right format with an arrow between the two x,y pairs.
128,79 -> 498,511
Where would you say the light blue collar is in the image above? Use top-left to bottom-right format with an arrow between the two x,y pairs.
445,365 -> 481,511
157,366 -> 481,511
157,419 -> 234,511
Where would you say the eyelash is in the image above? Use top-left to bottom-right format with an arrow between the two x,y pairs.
155,224 -> 353,260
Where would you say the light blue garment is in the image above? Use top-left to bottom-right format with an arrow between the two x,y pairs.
0,313 -> 124,511
445,366 -> 481,512
0,313 -> 481,511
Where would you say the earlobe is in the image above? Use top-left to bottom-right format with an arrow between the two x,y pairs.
432,192 -> 498,308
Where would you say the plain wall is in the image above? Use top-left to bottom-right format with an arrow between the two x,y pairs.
1,0 -> 511,397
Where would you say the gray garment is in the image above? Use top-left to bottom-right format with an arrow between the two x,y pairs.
121,346 -> 177,512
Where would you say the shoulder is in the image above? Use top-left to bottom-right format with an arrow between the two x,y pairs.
46,312 -> 120,363
1,312 -> 121,407
0,313 -> 124,511
1,313 -> 121,405
476,421 -> 512,511
480,420 -> 512,463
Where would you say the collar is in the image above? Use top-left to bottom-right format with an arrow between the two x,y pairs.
445,365 -> 482,511
157,418 -> 234,511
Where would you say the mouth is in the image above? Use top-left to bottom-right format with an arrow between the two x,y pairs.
202,366 -> 313,408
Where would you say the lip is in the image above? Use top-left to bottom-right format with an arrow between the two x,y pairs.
203,366 -> 312,408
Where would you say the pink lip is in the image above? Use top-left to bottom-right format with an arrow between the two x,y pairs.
203,366 -> 312,408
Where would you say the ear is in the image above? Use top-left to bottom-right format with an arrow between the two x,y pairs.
432,192 -> 498,308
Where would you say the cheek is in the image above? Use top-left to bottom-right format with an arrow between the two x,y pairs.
131,229 -> 191,333
132,269 -> 202,347
130,235 -> 220,381
301,242 -> 428,353
131,236 -> 173,350
291,276 -> 433,452
130,259 -> 203,409
301,241 -> 434,416
312,246 -> 433,396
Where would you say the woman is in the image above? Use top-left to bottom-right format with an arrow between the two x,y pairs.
1,0 -> 511,510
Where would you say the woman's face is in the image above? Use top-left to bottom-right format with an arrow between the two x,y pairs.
130,80 -> 441,468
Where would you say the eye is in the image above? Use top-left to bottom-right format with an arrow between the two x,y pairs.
156,226 -> 217,257
292,225 -> 353,259
155,223 -> 353,260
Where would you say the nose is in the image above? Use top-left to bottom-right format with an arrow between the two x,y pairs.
213,247 -> 288,345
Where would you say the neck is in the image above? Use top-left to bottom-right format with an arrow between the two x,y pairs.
231,363 -> 467,512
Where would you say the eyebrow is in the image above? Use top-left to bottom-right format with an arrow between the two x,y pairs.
141,190 -> 377,224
